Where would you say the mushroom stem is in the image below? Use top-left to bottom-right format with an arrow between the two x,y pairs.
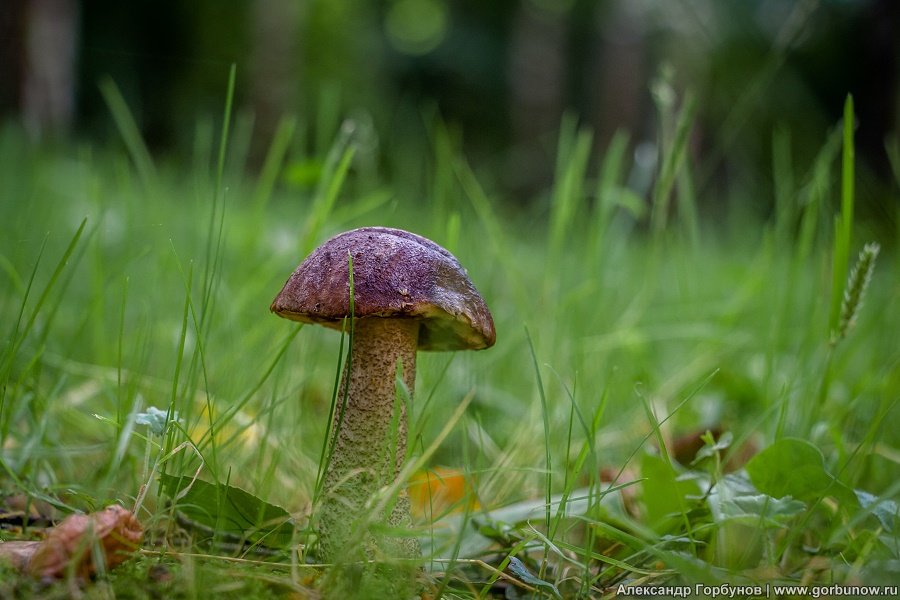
318,317 -> 421,561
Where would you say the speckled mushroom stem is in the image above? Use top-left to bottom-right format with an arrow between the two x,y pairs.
317,317 -> 421,562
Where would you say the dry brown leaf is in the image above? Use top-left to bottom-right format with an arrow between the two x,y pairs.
0,504 -> 143,579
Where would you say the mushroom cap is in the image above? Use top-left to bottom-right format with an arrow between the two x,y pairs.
270,227 -> 496,351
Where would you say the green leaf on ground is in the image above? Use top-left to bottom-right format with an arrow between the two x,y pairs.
641,452 -> 703,529
855,490 -> 899,534
161,474 -> 294,549
745,438 -> 857,507
709,474 -> 805,528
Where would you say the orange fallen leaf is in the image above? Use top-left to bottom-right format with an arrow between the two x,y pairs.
0,504 -> 143,579
408,467 -> 478,520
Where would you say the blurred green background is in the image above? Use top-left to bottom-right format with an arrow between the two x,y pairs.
2,0 -> 898,229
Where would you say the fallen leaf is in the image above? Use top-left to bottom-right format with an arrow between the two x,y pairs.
408,467 -> 478,521
0,504 -> 143,579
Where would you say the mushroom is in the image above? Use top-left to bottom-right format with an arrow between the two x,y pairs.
270,227 -> 495,561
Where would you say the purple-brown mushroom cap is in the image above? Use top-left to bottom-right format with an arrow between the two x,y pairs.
270,227 -> 496,351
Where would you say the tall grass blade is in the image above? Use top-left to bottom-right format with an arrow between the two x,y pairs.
544,368 -> 602,553
116,276 -> 129,436
253,115 -> 297,210
212,327 -> 302,451
227,109 -> 255,178
772,126 -> 795,240
1,237 -> 46,389
548,115 -> 592,264
0,254 -> 26,298
524,327 -> 552,535
302,123 -> 357,255
161,255 -> 193,484
454,156 -> 531,313
828,94 -> 855,336
650,87 -> 697,236
99,78 -> 157,192
199,64 -> 237,339
427,116 -> 458,230
796,125 -> 841,261
676,156 -> 699,246
214,64 -> 237,203
636,387 -> 696,548
315,83 -> 342,157
192,115 -> 215,177
0,218 -> 87,440
433,462 -> 476,599
592,129 -> 630,247
173,251 -> 222,476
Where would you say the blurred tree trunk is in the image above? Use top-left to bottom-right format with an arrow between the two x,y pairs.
507,1 -> 566,193
506,0 -> 648,193
588,1 -> 646,148
249,0 -> 303,165
0,0 -> 27,119
22,0 -> 79,137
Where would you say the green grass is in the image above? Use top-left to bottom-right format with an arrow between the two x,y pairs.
0,87 -> 898,598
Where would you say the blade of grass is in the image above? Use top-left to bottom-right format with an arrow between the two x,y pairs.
116,276 -> 129,435
253,115 -> 297,210
636,386 -> 697,550
199,63 -> 237,339
524,327 -> 552,537
159,67 -> 239,480
795,125 -> 841,261
173,247 -> 224,479
192,115 -> 215,177
166,66 -> 238,484
828,94 -> 855,337
302,124 -> 357,256
426,115 -> 458,231
545,367 -> 609,549
590,129 -> 630,255
99,78 -> 157,193
0,253 -> 26,297
0,234 -> 47,430
548,115 -> 593,267
650,84 -> 697,236
676,155 -> 699,246
432,436 -> 478,599
772,126 -> 795,241
204,326 -> 302,453
411,354 -> 456,447
454,156 -> 531,314
227,109 -> 255,178
314,83 -> 342,157
364,390 -> 476,537
0,218 -> 87,440
160,253 -> 194,487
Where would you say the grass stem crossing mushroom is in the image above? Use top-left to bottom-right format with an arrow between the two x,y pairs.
270,227 -> 495,562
